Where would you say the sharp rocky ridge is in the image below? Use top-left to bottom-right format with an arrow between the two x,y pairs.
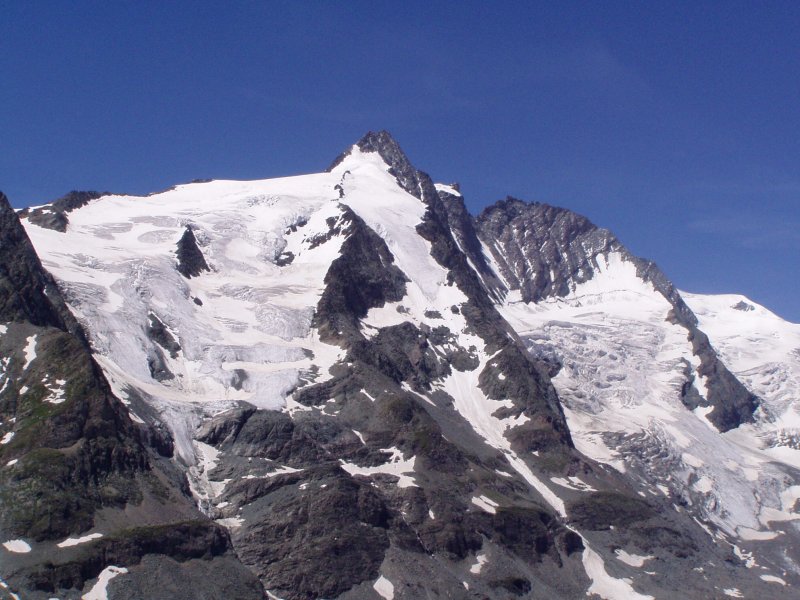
0,131 -> 798,599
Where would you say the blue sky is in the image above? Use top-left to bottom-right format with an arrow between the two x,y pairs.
2,1 -> 798,321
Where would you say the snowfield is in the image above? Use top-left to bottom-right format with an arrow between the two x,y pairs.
24,172 -> 350,464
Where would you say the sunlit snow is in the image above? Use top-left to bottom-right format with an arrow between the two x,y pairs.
373,575 -> 394,600
57,533 -> 103,548
2,540 -> 31,553
82,565 -> 128,600
24,171 -> 352,465
21,335 -> 37,370
339,447 -> 417,488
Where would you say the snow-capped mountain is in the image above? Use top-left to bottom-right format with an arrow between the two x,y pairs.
1,131 -> 798,599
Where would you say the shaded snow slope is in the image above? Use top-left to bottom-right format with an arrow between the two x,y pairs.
683,292 -> 800,475
683,292 -> 800,434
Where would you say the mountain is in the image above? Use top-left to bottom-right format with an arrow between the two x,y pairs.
1,131 -> 798,599
0,193 -> 265,599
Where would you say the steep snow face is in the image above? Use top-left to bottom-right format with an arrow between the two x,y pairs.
498,252 -> 800,554
683,293 -> 800,419
22,171 -> 359,463
682,293 -> 800,469
331,146 -> 451,303
332,147 -> 485,354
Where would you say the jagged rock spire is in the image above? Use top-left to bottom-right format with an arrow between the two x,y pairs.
176,226 -> 210,278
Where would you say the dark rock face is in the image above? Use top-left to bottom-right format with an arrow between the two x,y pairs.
0,193 -> 84,337
567,492 -> 656,531
0,328 -> 149,540
439,189 -> 506,302
685,326 -> 759,431
477,198 -> 618,304
0,193 -> 264,599
414,179 -> 574,455
147,313 -> 181,358
19,190 -> 105,232
196,390 -> 587,599
733,300 -> 754,311
235,475 -> 392,599
14,521 -> 240,593
313,205 -> 408,343
195,409 -> 397,599
175,226 -> 210,278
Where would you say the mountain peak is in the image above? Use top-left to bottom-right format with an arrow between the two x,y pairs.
6,136 -> 795,599
353,129 -> 404,155
329,129 -> 404,162
328,130 -> 425,198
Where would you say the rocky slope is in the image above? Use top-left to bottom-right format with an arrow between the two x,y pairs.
0,132 -> 797,599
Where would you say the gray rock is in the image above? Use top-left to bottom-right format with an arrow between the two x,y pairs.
175,226 -> 210,278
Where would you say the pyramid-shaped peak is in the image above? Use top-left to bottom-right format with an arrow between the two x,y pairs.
329,130 -> 425,198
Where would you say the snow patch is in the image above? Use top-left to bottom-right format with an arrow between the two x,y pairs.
692,475 -> 714,494
434,183 -> 461,197
552,476 -> 597,492
188,441 -> 230,507
470,553 -> 488,574
22,335 -> 37,370
216,516 -> 244,528
614,549 -> 653,568
2,539 -> 31,553
0,578 -> 20,600
83,565 -> 128,600
243,465 -> 302,479
733,544 -> 758,569
57,533 -> 103,548
682,453 -> 704,468
582,545 -> 654,600
373,575 -> 394,600
737,527 -> 779,541
471,495 -> 499,514
694,405 -> 715,429
439,350 -> 564,515
45,378 -> 67,404
340,447 -> 417,488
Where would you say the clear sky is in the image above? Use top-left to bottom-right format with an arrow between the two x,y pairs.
2,1 -> 798,321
